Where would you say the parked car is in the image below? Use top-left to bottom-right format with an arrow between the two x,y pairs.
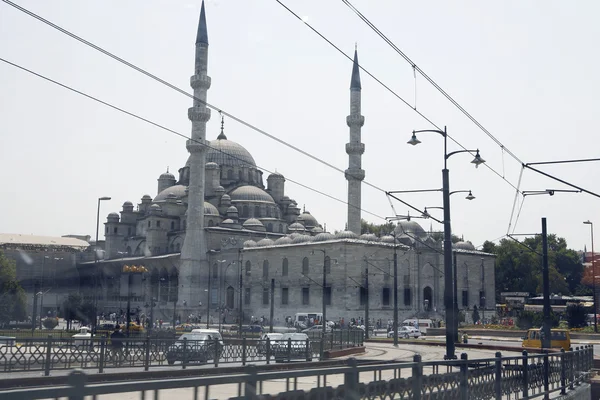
387,326 -> 421,339
522,328 -> 571,351
242,325 -> 263,333
301,325 -> 332,333
166,332 -> 224,365
272,333 -> 312,362
256,332 -> 283,354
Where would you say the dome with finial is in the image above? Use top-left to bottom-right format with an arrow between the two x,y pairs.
243,240 -> 257,248
159,168 -> 175,180
313,232 -> 335,242
206,116 -> 256,168
256,238 -> 275,247
297,209 -> 319,229
243,218 -> 265,232
288,222 -> 306,233
454,241 -> 476,251
274,236 -> 293,245
360,233 -> 379,242
380,235 -> 396,243
336,230 -> 358,239
291,234 -> 313,244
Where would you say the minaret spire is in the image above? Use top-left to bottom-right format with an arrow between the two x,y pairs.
345,45 -> 365,235
180,0 -> 212,314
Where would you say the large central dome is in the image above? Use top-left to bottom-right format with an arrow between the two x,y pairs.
205,137 -> 256,168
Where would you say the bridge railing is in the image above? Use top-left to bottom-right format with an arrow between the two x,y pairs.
0,333 -> 363,375
0,346 -> 593,400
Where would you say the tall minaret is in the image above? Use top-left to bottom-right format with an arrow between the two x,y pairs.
345,47 -> 365,235
179,1 -> 211,310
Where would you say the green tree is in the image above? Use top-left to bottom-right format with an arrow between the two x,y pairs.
0,250 -> 27,327
361,220 -> 395,236
565,304 -> 588,328
472,305 -> 480,324
78,301 -> 96,326
430,231 -> 462,244
62,293 -> 82,330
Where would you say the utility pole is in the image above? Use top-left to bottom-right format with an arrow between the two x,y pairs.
238,250 -> 243,336
365,262 -> 369,339
322,251 -> 327,339
453,251 -> 459,343
269,278 -> 275,333
541,217 -> 551,349
393,241 -> 399,347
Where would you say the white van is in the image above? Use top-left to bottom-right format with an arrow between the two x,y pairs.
402,319 -> 434,335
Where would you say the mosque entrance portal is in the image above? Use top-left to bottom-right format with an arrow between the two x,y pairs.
423,286 -> 433,311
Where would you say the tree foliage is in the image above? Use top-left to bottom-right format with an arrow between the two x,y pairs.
516,310 -> 560,330
361,220 -> 395,236
484,235 -> 583,301
0,250 -> 27,326
565,304 -> 588,328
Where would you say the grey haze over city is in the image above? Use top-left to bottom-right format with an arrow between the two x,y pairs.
1,0 -> 599,250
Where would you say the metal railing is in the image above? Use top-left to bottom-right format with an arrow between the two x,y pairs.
0,332 -> 363,375
0,346 -> 593,400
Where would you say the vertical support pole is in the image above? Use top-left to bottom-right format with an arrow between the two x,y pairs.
144,337 -> 150,371
305,338 -> 311,362
44,335 -> 52,377
344,358 -> 359,400
541,218 -> 551,349
239,250 -> 243,338
126,273 -> 132,338
244,364 -> 258,400
322,251 -> 327,340
269,279 -> 275,333
494,351 -> 502,400
453,250 -> 459,343
522,350 -> 529,399
320,335 -> 324,361
31,291 -> 38,334
560,349 -> 566,395
569,347 -> 574,390
182,337 -> 188,370
543,352 -> 550,399
99,336 -> 105,374
393,244 -> 399,347
67,370 -> 87,400
365,262 -> 369,340
287,338 -> 292,363
214,337 -> 219,367
266,337 -> 270,364
442,167 -> 455,360
460,353 -> 468,400
242,337 -> 247,366
412,354 -> 422,400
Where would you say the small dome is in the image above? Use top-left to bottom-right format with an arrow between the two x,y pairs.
289,233 -> 302,240
221,194 -> 231,201
204,202 -> 220,216
159,171 -> 175,180
150,204 -> 161,210
288,222 -> 306,233
166,192 -> 177,200
292,234 -> 313,244
227,206 -> 238,213
455,241 -> 476,251
268,172 -> 284,179
256,238 -> 275,247
230,186 -> 275,203
297,211 -> 319,229
311,226 -> 324,234
274,236 -> 293,245
281,196 -> 291,201
360,233 -> 379,242
313,232 -> 335,242
243,240 -> 257,248
380,235 -> 396,243
142,194 -> 152,201
395,220 -> 427,239
206,137 -> 257,168
205,162 -> 219,170
107,212 -> 119,220
243,218 -> 266,232
336,230 -> 358,239
123,201 -> 133,207
221,218 -> 235,224
215,186 -> 225,193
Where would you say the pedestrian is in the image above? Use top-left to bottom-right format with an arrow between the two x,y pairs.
110,326 -> 125,366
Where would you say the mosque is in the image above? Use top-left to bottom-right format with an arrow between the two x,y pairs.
77,1 -> 495,326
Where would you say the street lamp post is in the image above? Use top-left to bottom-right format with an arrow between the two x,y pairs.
94,196 -> 111,332
584,220 -> 597,333
408,126 -> 485,359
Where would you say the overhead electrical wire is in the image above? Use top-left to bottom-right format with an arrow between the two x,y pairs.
0,56 -> 386,221
0,0 -> 390,198
275,0 -> 521,194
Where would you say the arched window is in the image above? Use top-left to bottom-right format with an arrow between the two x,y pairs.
105,226 -> 108,234
170,244 -> 174,252
302,257 -> 309,275
128,227 -> 132,236
267,223 -> 273,232
239,170 -> 243,181
262,260 -> 269,278
266,207 -> 271,218
325,256 -> 331,274
254,206 -> 260,217
242,206 -> 249,218
227,169 -> 234,180
282,258 -> 288,276
126,246 -> 131,255
183,220 -> 186,230
212,264 -> 219,279
245,261 -> 251,276
279,224 -> 283,233
113,227 -> 118,234
175,243 -> 180,252
208,220 -> 214,227
156,220 -> 160,228
148,221 -> 151,228
171,221 -> 175,230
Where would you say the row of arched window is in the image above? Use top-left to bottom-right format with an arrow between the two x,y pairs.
244,256 -> 331,278
239,205 -> 281,220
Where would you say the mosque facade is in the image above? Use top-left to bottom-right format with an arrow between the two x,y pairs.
77,1 -> 495,325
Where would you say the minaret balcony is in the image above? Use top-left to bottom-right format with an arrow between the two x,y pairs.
190,74 -> 212,90
346,142 -> 365,155
188,107 -> 211,122
346,114 -> 365,127
345,168 -> 365,181
186,139 -> 208,153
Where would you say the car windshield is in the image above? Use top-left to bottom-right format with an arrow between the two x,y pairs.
178,334 -> 209,341
282,334 -> 307,340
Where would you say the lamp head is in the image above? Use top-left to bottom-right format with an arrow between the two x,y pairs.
407,132 -> 421,146
422,208 -> 430,219
465,191 -> 476,201
99,196 -> 111,201
471,150 -> 486,168
584,220 -> 592,225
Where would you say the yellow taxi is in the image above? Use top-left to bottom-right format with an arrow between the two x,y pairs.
522,328 -> 571,351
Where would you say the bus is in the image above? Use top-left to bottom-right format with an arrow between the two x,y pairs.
294,312 -> 323,329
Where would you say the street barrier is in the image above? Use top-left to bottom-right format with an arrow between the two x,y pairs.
0,346 -> 593,400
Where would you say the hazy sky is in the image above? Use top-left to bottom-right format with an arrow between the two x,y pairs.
1,0 -> 599,251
